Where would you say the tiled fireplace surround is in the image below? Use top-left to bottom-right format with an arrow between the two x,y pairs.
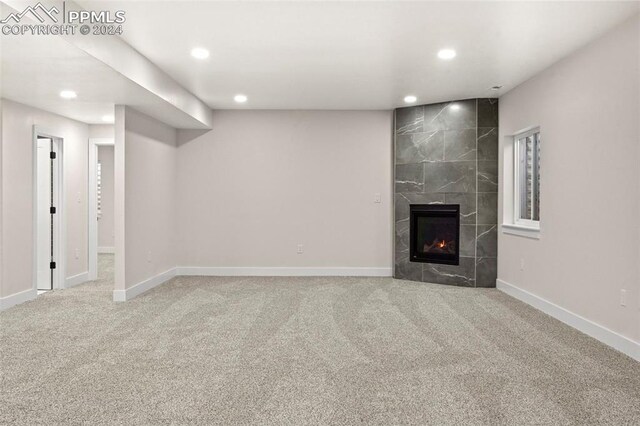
394,99 -> 498,287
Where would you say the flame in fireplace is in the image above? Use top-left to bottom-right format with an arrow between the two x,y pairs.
437,240 -> 446,249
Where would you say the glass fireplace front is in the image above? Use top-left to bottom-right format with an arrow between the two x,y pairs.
410,204 -> 460,265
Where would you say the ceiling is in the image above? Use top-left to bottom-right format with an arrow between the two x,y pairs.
80,0 -> 639,110
1,1 -> 639,123
0,2 -> 210,127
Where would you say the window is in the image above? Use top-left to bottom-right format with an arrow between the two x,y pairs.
513,128 -> 540,228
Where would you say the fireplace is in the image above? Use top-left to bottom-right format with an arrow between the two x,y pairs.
410,204 -> 460,265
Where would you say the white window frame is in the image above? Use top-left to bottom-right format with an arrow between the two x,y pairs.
502,126 -> 541,239
512,127 -> 540,230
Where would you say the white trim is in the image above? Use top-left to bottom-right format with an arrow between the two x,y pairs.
98,247 -> 115,254
90,138 -> 116,145
501,223 -> 541,239
113,268 -> 177,302
0,288 -> 38,311
88,138 -> 115,281
176,266 -> 393,277
65,271 -> 89,288
497,279 -> 640,362
514,218 -> 540,228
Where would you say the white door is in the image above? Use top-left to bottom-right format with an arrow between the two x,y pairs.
36,138 -> 53,290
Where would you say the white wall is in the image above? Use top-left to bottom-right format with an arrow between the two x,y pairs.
498,16 -> 640,344
97,146 -> 115,250
176,110 -> 393,271
117,107 -> 177,291
0,101 -> 3,298
89,124 -> 114,139
0,99 -> 89,298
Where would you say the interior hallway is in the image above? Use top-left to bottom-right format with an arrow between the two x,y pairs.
0,256 -> 638,424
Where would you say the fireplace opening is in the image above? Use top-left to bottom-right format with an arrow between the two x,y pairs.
410,204 -> 460,265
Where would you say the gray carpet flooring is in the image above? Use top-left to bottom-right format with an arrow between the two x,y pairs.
1,255 -> 639,425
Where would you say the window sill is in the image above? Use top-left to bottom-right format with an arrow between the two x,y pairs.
501,223 -> 540,240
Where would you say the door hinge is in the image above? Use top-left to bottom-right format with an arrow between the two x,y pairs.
50,261 -> 56,269
50,152 -> 56,159
50,206 -> 56,214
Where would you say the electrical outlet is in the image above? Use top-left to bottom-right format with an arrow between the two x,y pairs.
520,258 -> 525,271
374,193 -> 381,203
297,244 -> 303,254
75,248 -> 80,259
620,289 -> 627,307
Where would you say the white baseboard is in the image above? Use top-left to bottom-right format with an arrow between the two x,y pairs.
496,279 -> 640,362
113,268 -> 177,302
0,288 -> 38,311
112,266 -> 389,302
65,271 -> 89,288
98,247 -> 115,254
176,266 -> 393,277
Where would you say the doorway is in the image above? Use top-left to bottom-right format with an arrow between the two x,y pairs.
34,129 -> 64,292
88,138 -> 115,281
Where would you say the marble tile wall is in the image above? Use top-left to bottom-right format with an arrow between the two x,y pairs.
394,98 -> 498,287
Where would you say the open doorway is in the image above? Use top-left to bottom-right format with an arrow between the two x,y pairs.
34,129 -> 64,293
88,138 -> 115,281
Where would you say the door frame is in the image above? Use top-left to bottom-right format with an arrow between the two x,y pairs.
32,126 -> 65,291
88,138 -> 115,281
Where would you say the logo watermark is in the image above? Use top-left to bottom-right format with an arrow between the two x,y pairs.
1,2 -> 126,36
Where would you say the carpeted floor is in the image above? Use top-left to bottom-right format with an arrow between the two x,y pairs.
1,255 -> 638,425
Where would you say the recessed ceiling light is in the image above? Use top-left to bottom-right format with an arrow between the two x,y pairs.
449,103 -> 460,111
437,49 -> 456,60
234,94 -> 248,103
101,115 -> 114,123
190,47 -> 210,60
59,90 -> 77,99
404,95 -> 417,104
